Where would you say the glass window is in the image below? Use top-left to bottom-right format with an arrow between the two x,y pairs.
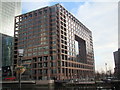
44,62 -> 48,67
75,40 -> 79,55
50,62 -> 56,67
51,69 -> 57,74
29,14 -> 32,17
38,69 -> 42,74
43,69 -> 48,74
39,11 -> 42,15
44,10 -> 47,13
38,47 -> 42,50
38,52 -> 43,55
28,53 -> 32,56
43,56 -> 48,61
38,57 -> 42,61
50,62 -> 53,67
53,62 -> 56,67
62,61 -> 64,66
38,63 -> 42,68
44,51 -> 49,54
33,48 -> 37,51
58,61 -> 61,66
50,7 -> 55,12
33,52 -> 37,56
50,56 -> 56,60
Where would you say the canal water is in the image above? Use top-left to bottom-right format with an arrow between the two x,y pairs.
2,84 -> 115,90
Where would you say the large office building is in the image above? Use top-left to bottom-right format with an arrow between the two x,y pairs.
14,4 -> 95,80
114,49 -> 120,79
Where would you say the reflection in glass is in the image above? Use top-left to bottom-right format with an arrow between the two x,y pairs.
75,40 -> 79,56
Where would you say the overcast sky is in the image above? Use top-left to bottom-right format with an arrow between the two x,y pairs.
22,0 -> 118,72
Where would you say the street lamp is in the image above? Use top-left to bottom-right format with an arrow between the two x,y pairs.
18,49 -> 24,90
105,63 -> 107,78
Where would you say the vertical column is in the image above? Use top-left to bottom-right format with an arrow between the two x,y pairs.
0,33 -> 2,89
118,2 -> 120,80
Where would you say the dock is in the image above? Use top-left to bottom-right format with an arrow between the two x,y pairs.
1,80 -> 36,84
1,80 -> 120,89
1,80 -> 54,85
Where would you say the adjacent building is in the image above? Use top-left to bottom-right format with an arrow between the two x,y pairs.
114,49 -> 120,79
0,1 -> 21,36
1,33 -> 13,66
0,1 -> 21,81
0,33 -> 13,79
14,4 -> 95,80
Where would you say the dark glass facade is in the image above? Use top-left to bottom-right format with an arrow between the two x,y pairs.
0,33 -> 13,79
114,49 -> 120,79
0,33 -> 13,67
14,4 -> 95,80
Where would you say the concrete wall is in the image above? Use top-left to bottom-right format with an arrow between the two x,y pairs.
36,80 -> 54,85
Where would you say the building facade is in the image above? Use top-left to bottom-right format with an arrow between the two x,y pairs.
14,4 -> 95,80
114,49 -> 120,79
0,33 -> 13,79
1,33 -> 13,66
0,1 -> 21,81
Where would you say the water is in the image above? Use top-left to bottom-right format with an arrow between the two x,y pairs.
2,84 -> 115,90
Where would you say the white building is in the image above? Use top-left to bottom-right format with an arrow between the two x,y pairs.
0,0 -> 21,36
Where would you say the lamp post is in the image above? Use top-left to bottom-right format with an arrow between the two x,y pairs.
18,49 -> 24,90
105,63 -> 107,78
0,67 -> 2,90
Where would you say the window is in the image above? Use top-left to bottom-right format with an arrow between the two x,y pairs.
51,69 -> 57,74
44,51 -> 49,54
44,10 -> 47,13
53,62 -> 56,67
43,69 -> 47,74
38,63 -> 42,68
33,63 -> 37,68
62,68 -> 64,73
33,52 -> 37,56
38,69 -> 42,74
38,52 -> 43,55
29,14 -> 32,17
50,51 -> 56,54
39,11 -> 42,15
50,7 -> 55,12
50,56 -> 56,60
43,56 -> 48,61
75,40 -> 79,55
50,46 -> 56,49
62,61 -> 64,66
38,57 -> 42,61
33,57 -> 37,62
28,53 -> 32,56
58,61 -> 61,66
58,68 -> 60,73
62,55 -> 64,60
34,12 -> 37,16
44,62 -> 48,67
33,48 -> 37,51
50,14 -> 56,18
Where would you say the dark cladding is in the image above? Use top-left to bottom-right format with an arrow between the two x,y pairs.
114,49 -> 120,80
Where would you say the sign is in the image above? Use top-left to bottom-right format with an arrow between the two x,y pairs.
18,49 -> 24,57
